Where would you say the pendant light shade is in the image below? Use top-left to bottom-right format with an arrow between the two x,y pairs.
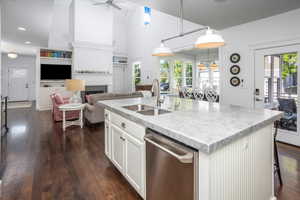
7,52 -> 18,59
195,29 -> 225,49
198,63 -> 207,70
152,43 -> 173,57
210,63 -> 218,71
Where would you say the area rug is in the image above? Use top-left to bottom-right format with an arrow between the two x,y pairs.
7,101 -> 33,109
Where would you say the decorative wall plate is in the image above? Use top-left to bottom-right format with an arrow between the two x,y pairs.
230,53 -> 241,63
230,76 -> 241,87
230,65 -> 240,75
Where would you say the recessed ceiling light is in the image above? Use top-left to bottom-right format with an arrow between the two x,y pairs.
25,41 -> 31,44
18,27 -> 26,31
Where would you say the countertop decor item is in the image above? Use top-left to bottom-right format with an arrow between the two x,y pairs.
230,76 -> 241,87
230,53 -> 241,63
230,65 -> 240,75
65,79 -> 85,103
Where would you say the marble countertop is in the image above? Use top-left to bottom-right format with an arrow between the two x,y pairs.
98,97 -> 282,154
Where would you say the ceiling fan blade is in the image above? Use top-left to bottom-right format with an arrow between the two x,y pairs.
109,2 -> 122,10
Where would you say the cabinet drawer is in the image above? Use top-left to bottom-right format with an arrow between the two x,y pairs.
104,109 -> 110,121
111,112 -> 145,141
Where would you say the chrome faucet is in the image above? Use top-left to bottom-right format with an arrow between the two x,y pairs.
151,79 -> 161,107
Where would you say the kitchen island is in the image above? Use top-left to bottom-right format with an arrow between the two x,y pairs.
98,96 -> 282,200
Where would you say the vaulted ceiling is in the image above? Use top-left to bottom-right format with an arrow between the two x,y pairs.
129,0 -> 300,30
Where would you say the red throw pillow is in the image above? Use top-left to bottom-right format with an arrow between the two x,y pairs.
86,95 -> 91,103
54,93 -> 64,105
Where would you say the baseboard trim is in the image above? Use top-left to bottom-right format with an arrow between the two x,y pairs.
270,196 -> 277,200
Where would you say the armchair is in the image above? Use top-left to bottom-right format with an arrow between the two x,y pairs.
50,93 -> 80,122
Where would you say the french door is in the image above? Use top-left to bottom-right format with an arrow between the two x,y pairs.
254,44 -> 300,146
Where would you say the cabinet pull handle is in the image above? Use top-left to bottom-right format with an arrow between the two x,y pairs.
121,122 -> 126,128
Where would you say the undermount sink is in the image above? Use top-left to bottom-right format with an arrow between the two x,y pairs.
122,104 -> 171,116
122,104 -> 154,112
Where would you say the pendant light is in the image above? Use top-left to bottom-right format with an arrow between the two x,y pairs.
153,0 -> 225,57
198,63 -> 207,71
195,28 -> 225,49
210,62 -> 218,71
7,52 -> 18,59
152,43 -> 173,57
209,49 -> 218,71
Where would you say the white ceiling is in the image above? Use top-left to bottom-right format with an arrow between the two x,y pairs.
1,0 -> 54,55
129,0 -> 300,30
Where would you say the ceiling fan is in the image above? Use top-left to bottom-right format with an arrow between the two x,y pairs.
93,0 -> 122,10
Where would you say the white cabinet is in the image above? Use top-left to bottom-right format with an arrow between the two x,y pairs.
124,133 -> 145,196
104,109 -> 145,198
111,124 -> 125,173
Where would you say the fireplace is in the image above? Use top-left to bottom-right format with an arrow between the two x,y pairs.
81,85 -> 108,103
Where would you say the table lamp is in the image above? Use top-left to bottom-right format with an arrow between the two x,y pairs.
65,79 -> 85,103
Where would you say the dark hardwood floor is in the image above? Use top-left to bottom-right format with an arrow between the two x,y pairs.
2,107 -> 142,200
1,107 -> 300,200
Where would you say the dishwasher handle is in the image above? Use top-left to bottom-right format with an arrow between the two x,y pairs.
145,137 -> 194,164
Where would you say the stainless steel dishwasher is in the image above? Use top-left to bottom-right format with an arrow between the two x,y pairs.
144,129 -> 198,200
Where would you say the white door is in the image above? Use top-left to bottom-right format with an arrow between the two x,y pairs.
124,133 -> 144,196
8,68 -> 29,101
254,44 -> 300,146
111,124 -> 125,173
113,65 -> 125,93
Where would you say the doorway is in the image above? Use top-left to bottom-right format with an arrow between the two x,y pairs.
8,67 -> 29,102
254,44 -> 300,146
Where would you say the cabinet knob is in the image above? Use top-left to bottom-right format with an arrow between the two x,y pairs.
105,114 -> 108,118
121,122 -> 126,128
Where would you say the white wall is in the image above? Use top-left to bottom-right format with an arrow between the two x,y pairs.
72,0 -> 113,45
113,10 -> 129,56
2,54 -> 36,100
126,6 -> 205,92
48,0 -> 71,49
219,8 -> 300,108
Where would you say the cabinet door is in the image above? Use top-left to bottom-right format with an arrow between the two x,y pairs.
111,124 -> 125,173
124,133 -> 145,197
104,120 -> 111,159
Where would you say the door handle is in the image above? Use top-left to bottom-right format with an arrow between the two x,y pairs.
25,83 -> 29,88
144,137 -> 194,164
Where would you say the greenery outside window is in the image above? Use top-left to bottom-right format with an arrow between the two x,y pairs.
133,62 -> 141,85
160,60 -> 170,92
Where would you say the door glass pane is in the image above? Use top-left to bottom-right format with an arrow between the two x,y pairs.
264,52 -> 298,132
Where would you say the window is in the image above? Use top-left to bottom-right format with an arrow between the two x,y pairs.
197,69 -> 209,89
197,67 -> 220,93
173,60 -> 183,89
160,60 -> 170,92
184,63 -> 193,87
133,62 -> 141,85
159,59 -> 194,94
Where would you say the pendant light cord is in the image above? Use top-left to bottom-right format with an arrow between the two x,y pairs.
180,0 -> 184,36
